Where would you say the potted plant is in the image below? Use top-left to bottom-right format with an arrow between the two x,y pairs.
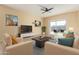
42,26 -> 46,35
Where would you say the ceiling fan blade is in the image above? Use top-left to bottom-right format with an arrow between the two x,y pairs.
48,8 -> 53,10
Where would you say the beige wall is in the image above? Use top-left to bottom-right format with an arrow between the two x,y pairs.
43,11 -> 79,35
19,13 -> 42,35
0,5 -> 42,40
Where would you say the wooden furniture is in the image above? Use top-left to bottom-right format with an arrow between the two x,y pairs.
32,36 -> 51,48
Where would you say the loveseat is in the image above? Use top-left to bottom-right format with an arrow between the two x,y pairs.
6,40 -> 33,55
44,40 -> 79,55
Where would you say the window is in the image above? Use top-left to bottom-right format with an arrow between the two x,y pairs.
49,20 -> 66,34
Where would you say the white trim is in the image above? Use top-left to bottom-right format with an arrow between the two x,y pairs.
21,33 -> 38,38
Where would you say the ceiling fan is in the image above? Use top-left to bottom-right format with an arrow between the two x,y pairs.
40,5 -> 54,14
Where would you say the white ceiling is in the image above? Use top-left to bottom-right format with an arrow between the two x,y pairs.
4,4 -> 79,17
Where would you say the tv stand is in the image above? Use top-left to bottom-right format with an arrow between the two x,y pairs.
21,33 -> 38,38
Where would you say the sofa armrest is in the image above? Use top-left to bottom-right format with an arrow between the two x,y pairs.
44,42 -> 79,55
6,40 -> 33,55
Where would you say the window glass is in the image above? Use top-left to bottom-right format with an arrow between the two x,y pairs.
49,20 -> 66,34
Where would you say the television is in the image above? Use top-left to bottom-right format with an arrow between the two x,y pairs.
21,25 -> 32,33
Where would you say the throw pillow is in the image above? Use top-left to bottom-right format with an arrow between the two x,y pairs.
5,33 -> 12,46
11,35 -> 17,44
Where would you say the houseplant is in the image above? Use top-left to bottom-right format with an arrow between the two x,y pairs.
42,26 -> 46,35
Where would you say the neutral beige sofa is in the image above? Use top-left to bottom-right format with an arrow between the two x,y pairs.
6,40 -> 33,55
44,42 -> 79,55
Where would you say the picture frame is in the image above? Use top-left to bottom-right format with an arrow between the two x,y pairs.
6,14 -> 18,26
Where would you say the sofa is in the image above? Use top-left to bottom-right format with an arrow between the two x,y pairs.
6,40 -> 33,55
58,38 -> 74,47
44,40 -> 79,55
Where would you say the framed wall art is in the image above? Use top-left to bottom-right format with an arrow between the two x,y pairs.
6,14 -> 18,26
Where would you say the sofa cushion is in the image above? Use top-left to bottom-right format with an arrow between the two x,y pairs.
58,38 -> 74,47
45,42 -> 79,55
5,33 -> 12,46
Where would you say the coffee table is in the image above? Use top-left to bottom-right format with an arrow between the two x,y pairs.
32,36 -> 51,48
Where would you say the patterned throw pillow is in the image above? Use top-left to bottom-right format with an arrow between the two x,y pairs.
11,36 -> 17,44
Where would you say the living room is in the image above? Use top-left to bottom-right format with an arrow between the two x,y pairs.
0,4 -> 79,55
